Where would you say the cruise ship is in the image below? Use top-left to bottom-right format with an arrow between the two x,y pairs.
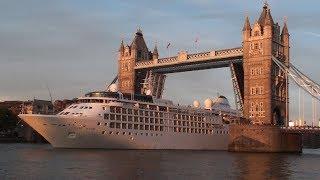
19,85 -> 240,150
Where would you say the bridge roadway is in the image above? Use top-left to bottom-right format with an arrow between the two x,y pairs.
134,47 -> 243,74
280,126 -> 320,149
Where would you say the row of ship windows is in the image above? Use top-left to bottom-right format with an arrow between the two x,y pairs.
104,114 -> 217,127
101,129 -> 227,136
60,106 -> 93,115
77,99 -> 104,103
102,131 -> 163,137
111,107 -> 165,117
46,122 -> 228,135
105,113 -> 209,122
104,122 -> 226,135
173,121 -> 212,128
108,122 -> 165,131
173,128 -> 228,135
105,114 -> 164,124
110,106 -> 207,117
68,105 -> 93,109
110,106 -> 166,113
99,120 -> 219,129
59,112 -> 83,116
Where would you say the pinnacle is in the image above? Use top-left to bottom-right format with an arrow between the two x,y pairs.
242,16 -> 251,31
282,21 -> 289,35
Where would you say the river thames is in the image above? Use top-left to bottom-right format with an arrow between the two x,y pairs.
0,144 -> 319,179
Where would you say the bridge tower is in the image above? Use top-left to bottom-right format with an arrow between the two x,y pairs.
242,4 -> 290,125
118,29 -> 152,94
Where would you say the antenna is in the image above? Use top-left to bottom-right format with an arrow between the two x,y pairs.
284,16 -> 288,23
46,83 -> 53,103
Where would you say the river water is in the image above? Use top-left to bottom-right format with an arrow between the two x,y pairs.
0,144 -> 319,180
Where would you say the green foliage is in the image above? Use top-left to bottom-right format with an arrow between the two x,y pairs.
0,108 -> 19,131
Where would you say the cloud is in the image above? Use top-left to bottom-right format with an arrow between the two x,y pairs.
305,32 -> 320,38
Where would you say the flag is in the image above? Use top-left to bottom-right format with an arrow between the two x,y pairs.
195,37 -> 199,43
166,42 -> 171,49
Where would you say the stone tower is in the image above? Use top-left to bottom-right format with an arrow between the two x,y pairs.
118,29 -> 151,94
242,4 -> 290,125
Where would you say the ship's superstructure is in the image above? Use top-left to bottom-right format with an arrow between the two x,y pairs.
19,88 -> 240,150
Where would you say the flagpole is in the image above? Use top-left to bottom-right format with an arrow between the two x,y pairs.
167,42 -> 171,57
194,37 -> 199,53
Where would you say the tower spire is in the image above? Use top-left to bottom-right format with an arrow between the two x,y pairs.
119,39 -> 125,52
242,16 -> 251,31
282,17 -> 289,35
136,27 -> 143,36
153,44 -> 159,59
131,28 -> 144,49
258,2 -> 268,25
264,8 -> 274,26
264,0 -> 269,9
153,44 -> 158,55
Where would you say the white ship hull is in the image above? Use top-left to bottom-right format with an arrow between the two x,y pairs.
19,114 -> 229,150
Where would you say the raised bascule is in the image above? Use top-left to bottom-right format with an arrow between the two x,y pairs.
116,4 -> 320,152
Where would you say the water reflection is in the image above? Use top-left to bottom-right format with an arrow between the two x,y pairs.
232,153 -> 293,179
0,144 -> 319,179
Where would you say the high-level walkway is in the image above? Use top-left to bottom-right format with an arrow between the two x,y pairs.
135,47 -> 243,73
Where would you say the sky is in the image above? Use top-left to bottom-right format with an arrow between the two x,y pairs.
1,0 -> 320,123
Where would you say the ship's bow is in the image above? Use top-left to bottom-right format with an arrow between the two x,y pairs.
18,114 -> 58,146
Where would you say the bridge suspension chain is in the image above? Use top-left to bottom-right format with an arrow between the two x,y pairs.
272,56 -> 320,101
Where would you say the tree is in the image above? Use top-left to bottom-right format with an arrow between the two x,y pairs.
0,108 -> 19,131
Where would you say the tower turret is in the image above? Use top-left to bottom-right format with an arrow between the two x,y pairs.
263,8 -> 274,38
118,40 -> 125,56
152,44 -> 159,60
281,20 -> 290,64
281,21 -> 289,38
242,16 -> 251,40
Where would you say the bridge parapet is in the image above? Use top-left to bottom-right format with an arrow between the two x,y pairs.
215,47 -> 243,56
135,60 -> 154,67
135,47 -> 243,69
280,126 -> 320,133
187,51 -> 211,60
157,56 -> 177,64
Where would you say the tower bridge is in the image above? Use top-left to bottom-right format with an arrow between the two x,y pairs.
115,3 -> 320,151
118,3 -> 288,126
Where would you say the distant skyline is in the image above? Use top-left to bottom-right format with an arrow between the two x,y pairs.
1,0 -> 320,123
